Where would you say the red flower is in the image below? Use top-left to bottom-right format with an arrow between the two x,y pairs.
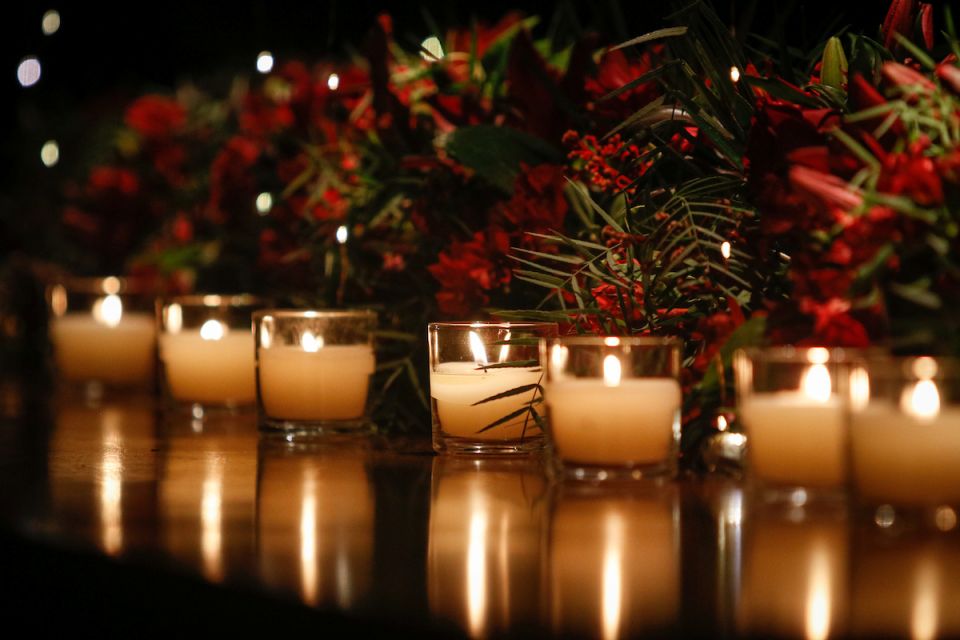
124,95 -> 186,139
88,166 -> 140,195
585,47 -> 662,124
799,298 -> 871,347
878,150 -> 944,206
498,163 -> 568,234
207,136 -> 261,224
429,230 -> 511,317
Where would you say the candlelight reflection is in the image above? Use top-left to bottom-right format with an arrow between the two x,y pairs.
257,441 -> 373,608
737,504 -> 848,638
851,527 -> 960,637
546,487 -> 680,637
428,457 -> 546,637
49,398 -> 157,554
158,415 -> 257,583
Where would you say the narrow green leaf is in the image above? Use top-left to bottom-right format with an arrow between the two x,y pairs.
472,383 -> 541,406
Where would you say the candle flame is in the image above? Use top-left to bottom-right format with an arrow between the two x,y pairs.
603,336 -> 620,347
721,241 -> 731,259
902,380 -> 940,421
498,330 -> 511,364
469,331 -> 488,366
199,319 -> 226,341
166,303 -> 183,334
550,345 -> 569,375
801,364 -> 832,403
849,366 -> 871,411
603,355 -> 622,388
301,331 -> 324,353
601,512 -> 625,640
93,294 -> 123,328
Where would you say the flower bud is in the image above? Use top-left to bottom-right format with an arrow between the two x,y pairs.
821,37 -> 849,90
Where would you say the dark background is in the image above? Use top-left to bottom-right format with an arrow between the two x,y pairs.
0,0 -> 887,256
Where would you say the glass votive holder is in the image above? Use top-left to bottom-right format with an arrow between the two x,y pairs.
428,321 -> 558,455
158,294 -> 266,416
848,355 -> 960,512
542,336 -> 682,481
254,309 -> 377,436
735,346 -> 853,501
47,276 -> 156,396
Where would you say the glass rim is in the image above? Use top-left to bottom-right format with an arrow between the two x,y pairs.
548,336 -> 682,348
47,275 -> 150,295
735,345 -> 881,363
253,308 -> 377,320
428,321 -> 557,330
159,293 -> 267,308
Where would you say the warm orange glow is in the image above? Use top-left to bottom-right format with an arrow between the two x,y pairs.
469,331 -> 489,366
902,380 -> 940,420
93,294 -> 123,328
199,319 -> 226,341
801,364 -> 832,403
603,355 -> 622,388
301,331 -> 323,353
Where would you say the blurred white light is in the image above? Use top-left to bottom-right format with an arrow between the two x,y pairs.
420,36 -> 445,61
730,66 -> 741,83
336,225 -> 348,244
40,140 -> 59,167
721,241 -> 731,259
255,192 -> 273,214
256,51 -> 274,74
327,73 -> 340,91
17,57 -> 41,87
42,10 -> 61,35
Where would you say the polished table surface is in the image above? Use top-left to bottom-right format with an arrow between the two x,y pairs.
2,391 -> 960,637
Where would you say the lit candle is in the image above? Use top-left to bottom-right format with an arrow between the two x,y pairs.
50,293 -> 155,385
546,354 -> 681,466
160,319 -> 256,406
543,337 -> 681,475
738,349 -> 846,489
428,322 -> 556,453
258,331 -> 375,421
850,359 -> 960,506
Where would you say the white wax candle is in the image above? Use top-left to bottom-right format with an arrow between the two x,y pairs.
739,393 -> 845,488
430,362 -> 543,440
851,404 -> 960,505
51,312 -> 156,384
258,345 -> 375,421
160,331 -> 255,405
545,378 -> 680,465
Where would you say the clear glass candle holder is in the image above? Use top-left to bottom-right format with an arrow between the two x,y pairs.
254,309 -> 377,436
158,294 -> 266,416
47,276 -> 156,397
428,321 -> 558,455
543,336 -> 682,481
848,355 -> 960,512
735,346 -> 854,501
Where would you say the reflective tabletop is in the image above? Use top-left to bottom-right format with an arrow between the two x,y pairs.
2,391 -> 959,637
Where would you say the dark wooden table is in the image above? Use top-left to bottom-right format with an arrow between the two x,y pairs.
1,389 -> 959,637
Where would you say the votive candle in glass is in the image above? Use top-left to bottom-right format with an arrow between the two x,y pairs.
428,322 -> 558,455
543,336 -> 682,480
735,347 -> 852,500
48,276 -> 156,394
255,309 -> 376,435
848,355 -> 960,510
158,294 -> 265,414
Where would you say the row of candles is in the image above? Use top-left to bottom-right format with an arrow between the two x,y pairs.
47,277 -> 960,509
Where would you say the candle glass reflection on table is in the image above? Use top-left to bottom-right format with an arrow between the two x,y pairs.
543,336 -> 682,480
158,411 -> 258,583
737,500 -> 850,639
545,483 -> 681,637
48,276 -> 156,399
427,456 -> 547,637
254,309 -> 376,436
256,438 -> 374,608
159,295 -> 266,416
428,322 -> 558,455
735,347 -> 853,501
848,355 -> 960,512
